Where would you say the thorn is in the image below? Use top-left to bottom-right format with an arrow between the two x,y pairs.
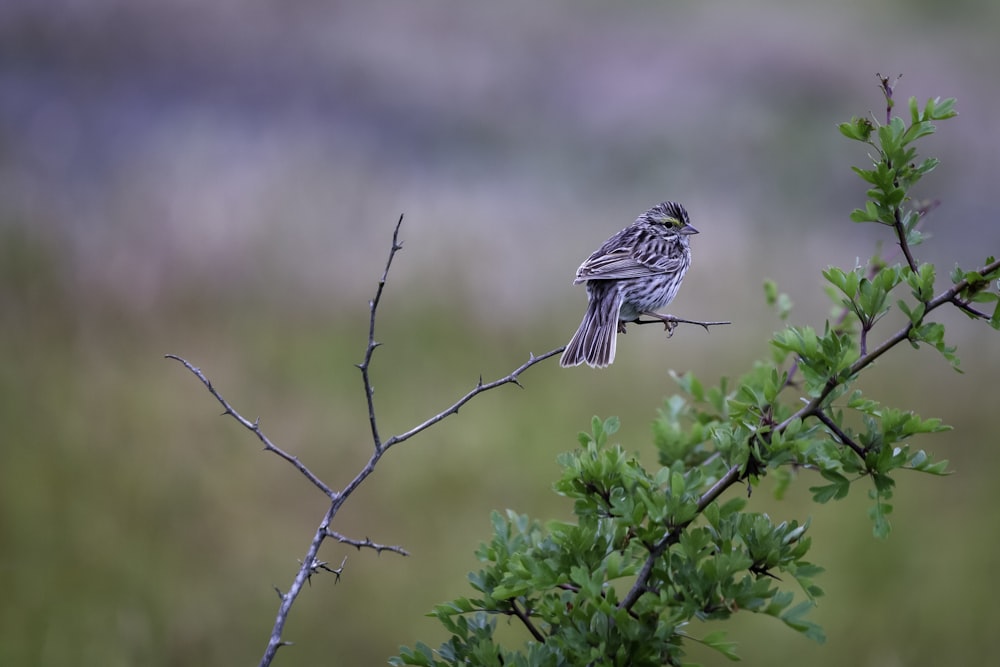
274,586 -> 284,599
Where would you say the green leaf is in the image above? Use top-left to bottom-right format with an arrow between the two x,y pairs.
669,469 -> 686,499
823,266 -> 859,298
764,278 -> 778,304
869,496 -> 893,539
923,96 -> 958,121
780,601 -> 827,643
901,120 -> 936,144
850,166 -> 877,185
850,207 -> 877,223
906,449 -> 950,475
908,322 -> 961,370
839,116 -> 875,142
897,299 -> 925,325
591,415 -> 605,445
809,469 -> 851,503
698,630 -> 741,661
914,156 -> 940,176
764,279 -> 794,319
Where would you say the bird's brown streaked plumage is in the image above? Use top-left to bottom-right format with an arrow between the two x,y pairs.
560,201 -> 697,368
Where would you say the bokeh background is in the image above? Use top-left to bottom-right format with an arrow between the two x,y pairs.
3,1 -> 1000,665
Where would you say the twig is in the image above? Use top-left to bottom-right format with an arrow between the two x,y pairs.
380,348 -> 564,452
303,556 -> 348,585
357,213 -> 406,452
632,315 -> 731,333
949,296 -> 989,319
508,599 -> 546,643
325,530 -> 410,556
877,72 -> 901,127
814,409 -> 866,458
892,208 -> 919,273
164,354 -> 336,499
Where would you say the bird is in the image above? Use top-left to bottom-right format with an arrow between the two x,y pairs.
560,201 -> 698,368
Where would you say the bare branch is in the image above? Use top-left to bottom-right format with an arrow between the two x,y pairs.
325,530 -> 410,556
164,354 -> 336,499
381,347 -> 564,452
892,205 -> 919,273
169,213 -> 569,665
632,314 -> 731,334
303,555 -> 348,584
258,504 -> 337,667
357,213 -> 406,452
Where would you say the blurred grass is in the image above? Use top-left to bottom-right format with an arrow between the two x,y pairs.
2,222 -> 999,666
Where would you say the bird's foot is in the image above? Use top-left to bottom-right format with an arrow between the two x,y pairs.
641,312 -> 679,337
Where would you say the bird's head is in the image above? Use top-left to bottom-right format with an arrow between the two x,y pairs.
642,201 -> 698,235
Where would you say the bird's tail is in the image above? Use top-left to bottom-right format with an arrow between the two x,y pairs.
560,289 -> 623,368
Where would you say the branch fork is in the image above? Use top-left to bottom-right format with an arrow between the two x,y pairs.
167,214 -> 563,665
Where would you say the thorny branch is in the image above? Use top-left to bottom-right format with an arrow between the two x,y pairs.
632,315 -> 731,334
163,354 -> 336,499
325,530 -> 410,557
167,213 -> 567,666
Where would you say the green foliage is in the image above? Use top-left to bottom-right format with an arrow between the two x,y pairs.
394,82 -> 1000,665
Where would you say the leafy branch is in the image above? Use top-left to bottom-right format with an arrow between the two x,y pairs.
394,81 -> 1000,666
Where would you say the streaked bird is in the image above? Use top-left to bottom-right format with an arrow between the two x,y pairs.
560,201 -> 697,368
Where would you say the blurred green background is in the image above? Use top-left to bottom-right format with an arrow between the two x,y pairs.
2,1 -> 1000,665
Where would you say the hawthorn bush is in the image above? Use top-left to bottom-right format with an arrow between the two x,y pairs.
391,80 -> 1000,666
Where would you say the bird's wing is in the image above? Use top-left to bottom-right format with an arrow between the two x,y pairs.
575,248 -> 652,281
575,243 -> 687,282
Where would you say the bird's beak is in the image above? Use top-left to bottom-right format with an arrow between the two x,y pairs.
681,224 -> 699,235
